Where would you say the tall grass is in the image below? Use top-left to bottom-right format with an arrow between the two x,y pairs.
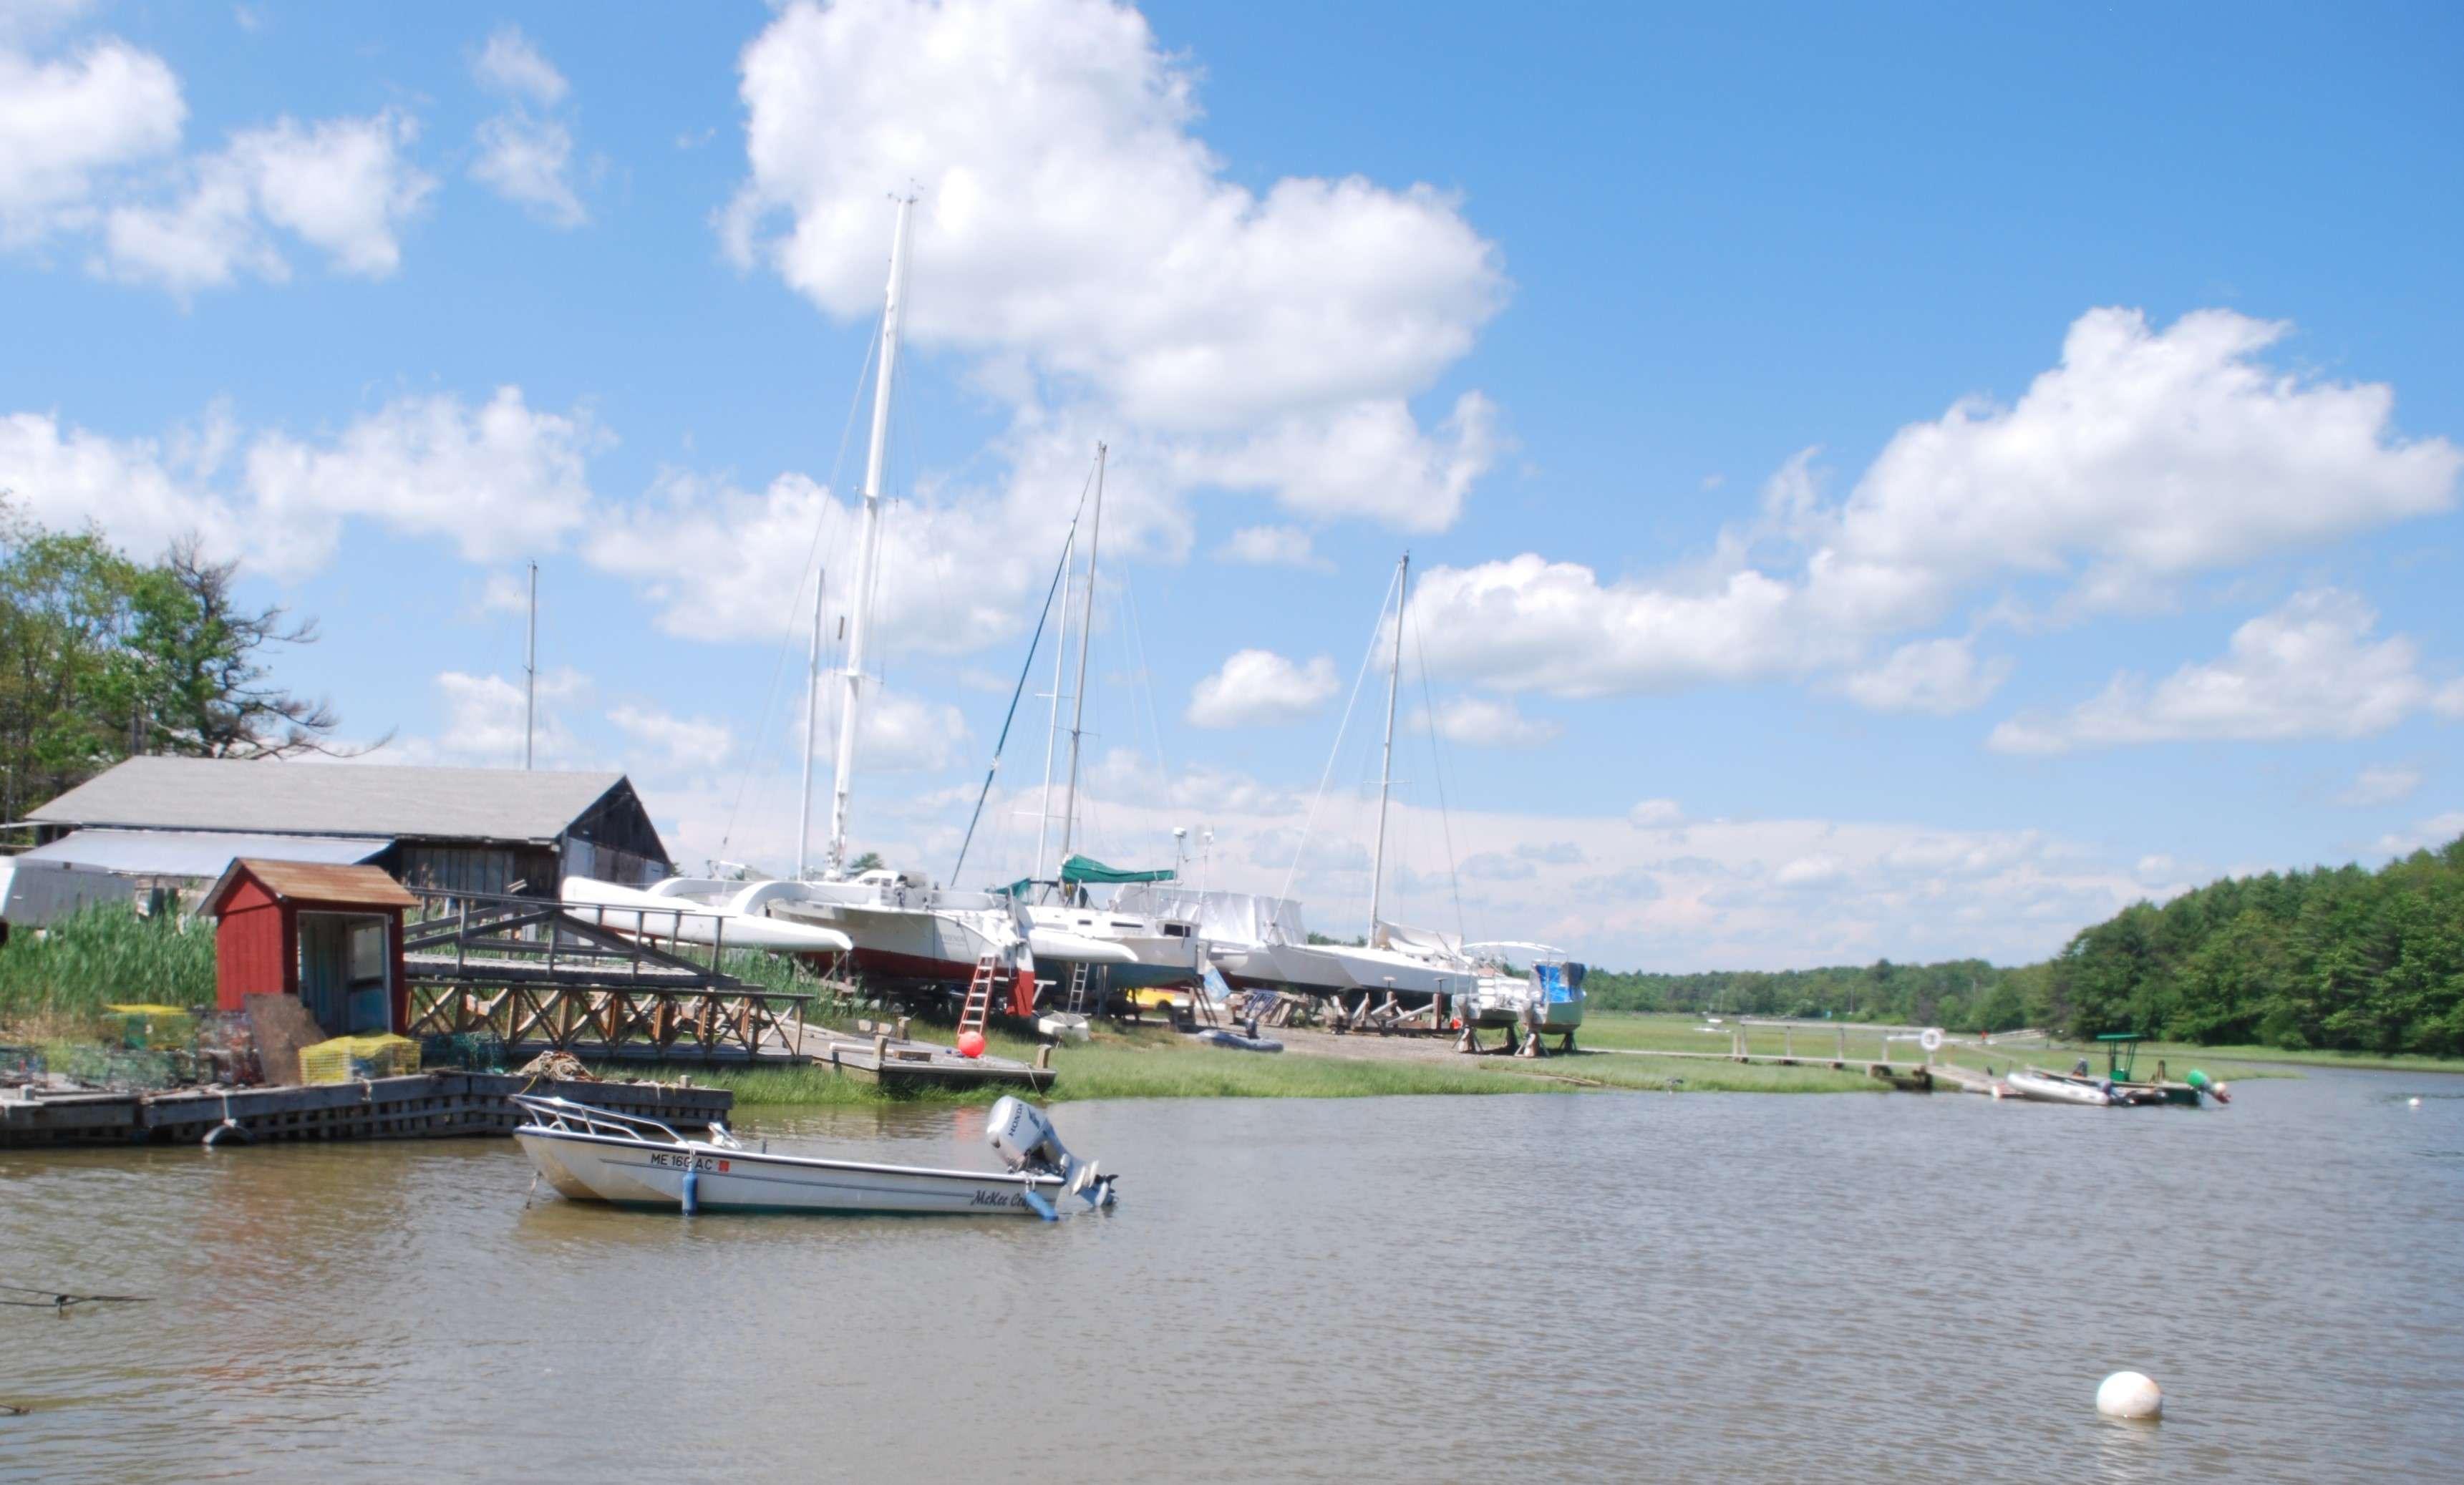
0,904 -> 214,1032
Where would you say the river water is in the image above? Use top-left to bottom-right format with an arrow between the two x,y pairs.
3,1066 -> 2458,1482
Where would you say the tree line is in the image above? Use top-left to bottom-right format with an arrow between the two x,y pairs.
1590,833 -> 2464,1056
1,497 -> 352,824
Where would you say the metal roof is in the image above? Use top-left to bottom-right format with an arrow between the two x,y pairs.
205,859 -> 421,915
21,829 -> 390,878
29,757 -> 631,843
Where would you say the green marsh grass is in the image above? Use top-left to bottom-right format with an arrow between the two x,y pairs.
0,904 -> 215,1035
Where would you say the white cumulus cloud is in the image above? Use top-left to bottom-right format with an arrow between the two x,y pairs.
1186,649 -> 1339,728
1989,589 -> 2461,754
721,0 -> 1505,537
1410,308 -> 2460,702
1833,636 -> 2014,716
99,109 -> 433,292
1417,694 -> 1561,747
1,388 -> 601,577
469,26 -> 583,228
0,33 -> 182,247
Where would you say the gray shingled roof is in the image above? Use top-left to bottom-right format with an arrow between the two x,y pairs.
27,757 -> 631,844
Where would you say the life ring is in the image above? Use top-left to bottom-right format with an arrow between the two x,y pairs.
1919,1027 -> 1944,1053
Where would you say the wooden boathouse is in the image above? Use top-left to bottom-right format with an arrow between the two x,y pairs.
24,757 -> 672,899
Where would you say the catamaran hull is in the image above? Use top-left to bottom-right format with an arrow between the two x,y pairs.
515,1129 -> 1069,1215
558,876 -> 855,953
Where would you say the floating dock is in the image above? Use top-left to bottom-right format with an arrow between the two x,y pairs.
0,1071 -> 730,1149
792,1019 -> 1054,1093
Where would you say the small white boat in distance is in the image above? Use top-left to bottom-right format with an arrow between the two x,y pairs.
560,875 -> 854,954
511,1094 -> 1117,1219
2004,1067 -> 2117,1106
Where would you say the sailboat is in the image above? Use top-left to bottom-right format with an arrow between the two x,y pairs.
1294,556 -> 1586,1047
1109,884 -> 1354,1000
994,443 -> 1207,1005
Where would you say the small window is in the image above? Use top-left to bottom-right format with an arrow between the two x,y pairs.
1163,923 -> 1191,938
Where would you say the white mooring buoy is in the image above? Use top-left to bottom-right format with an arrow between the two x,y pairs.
2410,1096 -> 2423,1108
2096,1370 -> 2163,1420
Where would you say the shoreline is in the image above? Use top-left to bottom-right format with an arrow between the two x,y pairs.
694,1012 -> 2433,1109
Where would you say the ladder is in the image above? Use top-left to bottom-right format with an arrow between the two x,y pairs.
1190,963 -> 1230,1028
959,955 -> 999,1038
1063,961 -> 1090,1016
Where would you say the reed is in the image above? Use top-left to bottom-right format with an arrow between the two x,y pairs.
0,905 -> 215,1034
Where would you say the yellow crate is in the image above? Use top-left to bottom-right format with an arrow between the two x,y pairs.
297,1034 -> 423,1085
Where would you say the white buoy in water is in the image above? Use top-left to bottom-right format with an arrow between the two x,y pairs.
2097,1371 -> 2163,1420
2411,1096 -> 2423,1108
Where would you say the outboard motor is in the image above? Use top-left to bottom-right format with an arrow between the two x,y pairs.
988,1095 -> 1073,1176
986,1096 -> 1116,1209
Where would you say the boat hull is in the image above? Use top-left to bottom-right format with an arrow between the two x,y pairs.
2005,1069 -> 2116,1106
515,1129 -> 1069,1216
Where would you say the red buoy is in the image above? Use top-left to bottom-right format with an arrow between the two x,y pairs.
957,1030 -> 986,1059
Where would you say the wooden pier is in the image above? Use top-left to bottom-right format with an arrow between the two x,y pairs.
1595,1045 -> 1939,1090
0,1071 -> 730,1149
792,1018 -> 1055,1093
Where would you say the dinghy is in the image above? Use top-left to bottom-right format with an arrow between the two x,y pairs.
510,1094 -> 1117,1219
2004,1067 -> 2117,1106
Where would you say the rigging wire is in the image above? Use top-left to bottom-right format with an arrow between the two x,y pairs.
1281,563 -> 1405,905
949,456 -> 1101,884
718,313 -> 882,864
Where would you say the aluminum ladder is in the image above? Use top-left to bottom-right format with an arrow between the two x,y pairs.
1062,961 -> 1090,1015
958,954 -> 999,1038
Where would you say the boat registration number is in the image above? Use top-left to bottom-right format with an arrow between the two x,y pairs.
649,1152 -> 732,1173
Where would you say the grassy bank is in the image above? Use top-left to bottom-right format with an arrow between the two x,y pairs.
690,1018 -> 1886,1108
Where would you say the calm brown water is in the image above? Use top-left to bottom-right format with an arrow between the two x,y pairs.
4,1066 -> 2459,1482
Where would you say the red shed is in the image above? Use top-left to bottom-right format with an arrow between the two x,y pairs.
204,859 -> 419,1037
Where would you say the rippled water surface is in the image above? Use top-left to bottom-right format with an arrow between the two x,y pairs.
4,1066 -> 2460,1482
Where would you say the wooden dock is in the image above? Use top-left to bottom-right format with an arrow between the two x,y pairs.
1595,1046 -> 1939,1090
0,1071 -> 730,1149
791,1019 -> 1055,1093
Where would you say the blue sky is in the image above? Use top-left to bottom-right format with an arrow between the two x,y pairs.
6,0 -> 2460,970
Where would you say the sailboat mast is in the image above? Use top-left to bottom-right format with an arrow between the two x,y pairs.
1033,530 -> 1074,882
1367,552 -> 1407,936
1057,443 -> 1105,867
826,195 -> 913,876
797,568 -> 825,879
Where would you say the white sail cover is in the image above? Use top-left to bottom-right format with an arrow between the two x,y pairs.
1115,887 -> 1306,948
1372,920 -> 1463,958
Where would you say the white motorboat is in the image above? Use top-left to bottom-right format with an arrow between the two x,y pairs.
2004,1067 -> 2118,1106
511,1094 -> 1117,1219
557,875 -> 854,954
1459,941 -> 1588,1036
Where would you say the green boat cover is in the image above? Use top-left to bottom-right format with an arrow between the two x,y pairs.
1061,854 -> 1175,884
997,854 -> 1176,897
